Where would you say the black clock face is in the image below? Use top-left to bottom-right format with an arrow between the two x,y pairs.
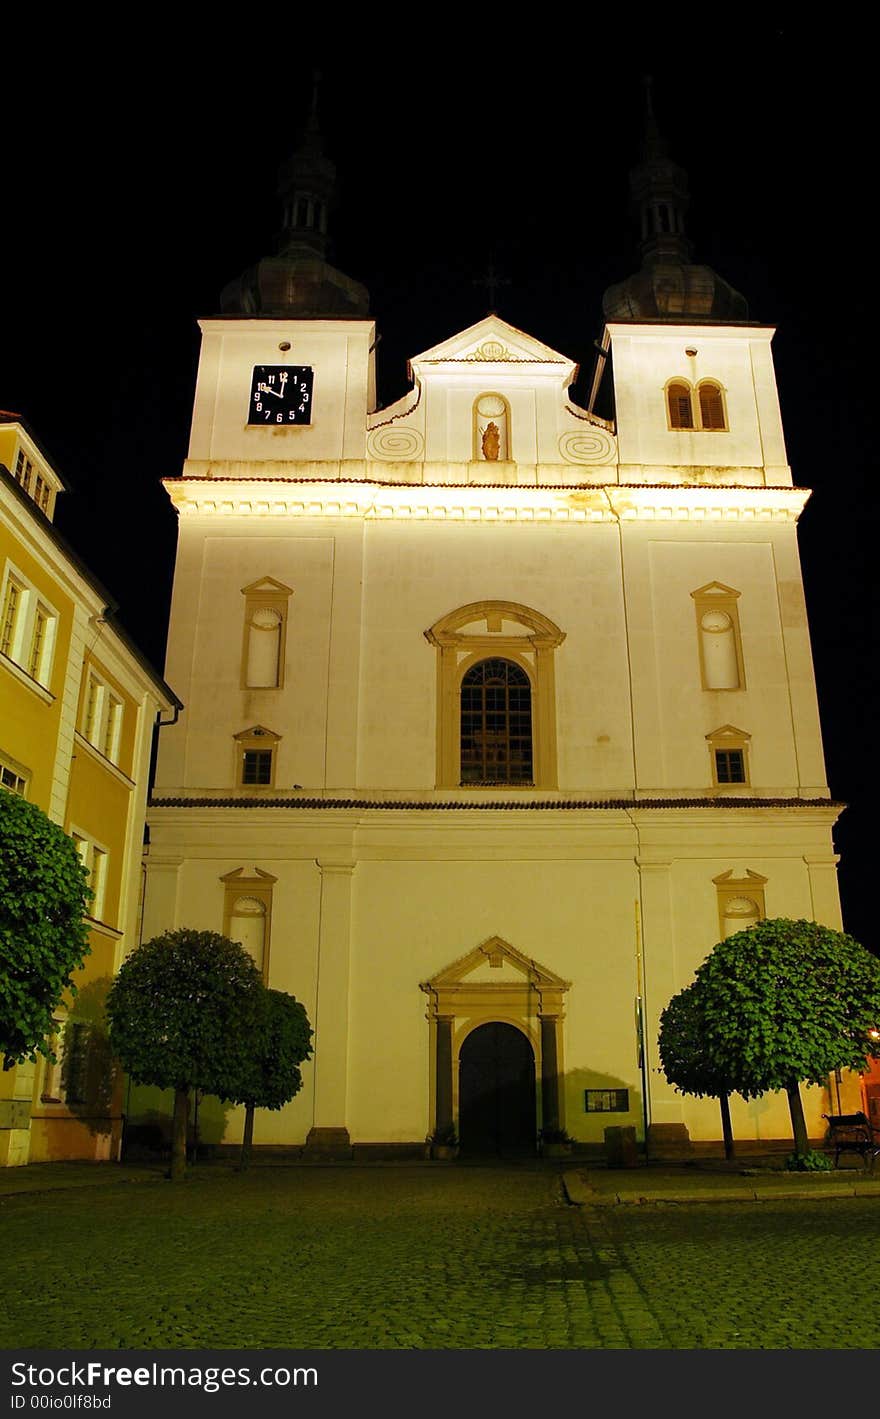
248,366 -> 314,425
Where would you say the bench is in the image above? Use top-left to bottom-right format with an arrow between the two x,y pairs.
822,1112 -> 880,1170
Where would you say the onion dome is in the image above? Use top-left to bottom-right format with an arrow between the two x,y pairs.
220,75 -> 369,319
603,79 -> 748,322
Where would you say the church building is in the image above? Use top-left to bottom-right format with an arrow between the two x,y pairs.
142,92 -> 848,1157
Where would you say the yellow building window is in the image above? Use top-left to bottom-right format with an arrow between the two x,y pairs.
698,381 -> 727,430
1,577 -> 22,657
0,750 -> 29,796
80,668 -> 124,765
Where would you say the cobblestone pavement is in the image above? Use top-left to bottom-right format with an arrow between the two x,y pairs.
2,1163 -> 878,1349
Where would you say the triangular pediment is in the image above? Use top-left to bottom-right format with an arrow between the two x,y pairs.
423,936 -> 569,990
690,581 -> 741,600
241,577 -> 293,596
705,724 -> 751,743
232,724 -> 281,742
409,316 -> 576,374
220,865 -> 278,884
712,868 -> 767,886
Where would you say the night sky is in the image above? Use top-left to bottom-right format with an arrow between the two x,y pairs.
2,28 -> 874,948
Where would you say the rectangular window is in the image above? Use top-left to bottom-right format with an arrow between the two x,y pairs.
91,846 -> 108,919
83,674 -> 103,741
0,753 -> 29,796
242,748 -> 273,785
14,450 -> 33,493
102,695 -> 123,763
0,566 -> 58,688
584,1089 -> 630,1113
715,749 -> 746,784
1,577 -> 22,657
70,832 -> 109,921
64,1023 -> 90,1104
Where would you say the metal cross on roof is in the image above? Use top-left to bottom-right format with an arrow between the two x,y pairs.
473,258 -> 511,312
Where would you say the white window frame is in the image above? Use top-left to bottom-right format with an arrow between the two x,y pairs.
0,749 -> 30,796
0,561 -> 58,690
80,667 -> 124,765
71,828 -> 110,922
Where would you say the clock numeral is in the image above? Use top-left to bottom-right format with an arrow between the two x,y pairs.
276,413 -> 283,423
255,401 -> 262,412
288,411 -> 296,421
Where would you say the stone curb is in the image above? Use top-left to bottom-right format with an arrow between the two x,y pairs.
561,1169 -> 880,1207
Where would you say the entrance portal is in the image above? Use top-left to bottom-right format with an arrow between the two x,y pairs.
458,1022 -> 536,1156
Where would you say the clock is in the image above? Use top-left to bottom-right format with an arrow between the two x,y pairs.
248,365 -> 314,426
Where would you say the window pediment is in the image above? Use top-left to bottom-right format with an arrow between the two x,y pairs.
425,600 -> 565,650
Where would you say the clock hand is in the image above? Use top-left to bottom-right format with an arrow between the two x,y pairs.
259,384 -> 283,398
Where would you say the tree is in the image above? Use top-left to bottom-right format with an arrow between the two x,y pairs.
685,918 -> 880,1159
106,929 -> 262,1180
658,982 -> 736,1159
0,791 -> 91,1070
226,987 -> 313,1170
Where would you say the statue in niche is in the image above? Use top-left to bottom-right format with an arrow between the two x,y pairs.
481,421 -> 501,461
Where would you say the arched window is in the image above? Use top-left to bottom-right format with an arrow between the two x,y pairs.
460,658 -> 533,784
667,381 -> 694,430
698,381 -> 726,430
425,600 -> 564,788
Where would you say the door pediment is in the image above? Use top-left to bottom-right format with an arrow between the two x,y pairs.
421,937 -> 569,1018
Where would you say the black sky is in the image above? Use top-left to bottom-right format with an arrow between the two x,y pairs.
2,26 -> 874,947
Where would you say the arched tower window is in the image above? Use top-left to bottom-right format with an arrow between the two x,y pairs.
229,896 -> 267,970
473,393 -> 510,461
666,380 -> 694,430
460,658 -> 533,784
698,381 -> 727,430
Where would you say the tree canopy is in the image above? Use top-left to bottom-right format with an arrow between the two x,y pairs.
0,791 -> 91,1069
658,981 -> 736,1157
106,928 -> 263,1177
224,987 -> 313,1169
671,917 -> 880,1156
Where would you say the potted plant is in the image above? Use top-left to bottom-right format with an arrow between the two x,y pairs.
539,1126 -> 573,1158
430,1122 -> 459,1160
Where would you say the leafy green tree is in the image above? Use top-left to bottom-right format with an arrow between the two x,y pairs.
685,918 -> 880,1159
106,929 -> 262,1180
0,792 -> 91,1070
658,982 -> 736,1159
225,988 -> 313,1170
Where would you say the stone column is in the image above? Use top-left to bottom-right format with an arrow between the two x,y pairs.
435,1016 -> 454,1133
306,860 -> 356,1157
540,1015 -> 561,1132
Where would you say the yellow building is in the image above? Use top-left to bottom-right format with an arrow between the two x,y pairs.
0,413 -> 180,1165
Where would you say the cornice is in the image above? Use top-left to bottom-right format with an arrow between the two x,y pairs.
150,793 -> 841,813
164,477 -> 810,525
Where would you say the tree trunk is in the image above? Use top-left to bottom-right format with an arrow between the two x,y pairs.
240,1102 -> 255,1171
786,1079 -> 809,1156
719,1091 -> 735,1160
171,1086 -> 189,1181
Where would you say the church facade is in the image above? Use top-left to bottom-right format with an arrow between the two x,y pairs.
142,100 -> 849,1157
